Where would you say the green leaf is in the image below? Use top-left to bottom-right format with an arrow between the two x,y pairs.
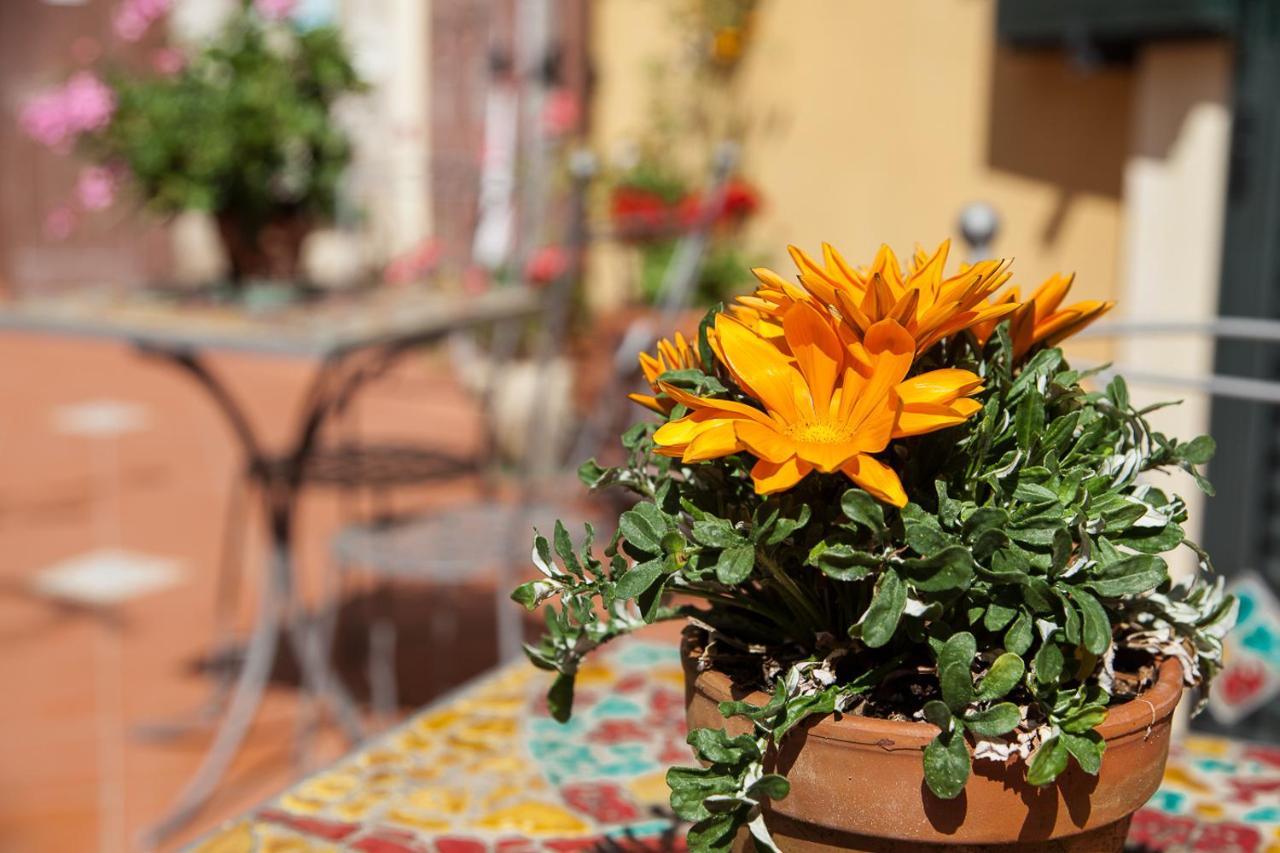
808,543 -> 877,581
692,518 -> 744,549
983,601 -> 1018,632
1060,705 -> 1107,734
841,488 -> 886,533
1178,434 -> 1216,465
1015,391 -> 1045,450
976,653 -> 1025,700
511,579 -> 551,611
936,481 -> 961,527
859,569 -> 906,648
1070,589 -> 1112,655
657,368 -> 728,395
746,774 -> 790,801
1062,732 -> 1105,775
900,545 -> 975,592
553,521 -> 583,577
686,813 -> 739,853
938,632 -> 977,711
1085,554 -> 1168,597
1106,375 -> 1129,410
1027,735 -> 1069,786
578,458 -> 607,489
923,699 -> 953,731
963,507 -> 1010,539
715,544 -> 756,585
1013,482 -> 1058,505
614,558 -> 665,600
667,765 -> 735,821
963,702 -> 1021,736
1005,611 -> 1033,656
765,505 -> 811,545
1115,523 -> 1184,554
619,503 -> 667,556
687,728 -> 761,765
923,730 -> 971,799
904,509 -> 950,557
1033,640 -> 1065,685
547,672 -> 575,723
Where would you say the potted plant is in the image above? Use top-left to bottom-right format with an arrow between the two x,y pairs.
20,0 -> 364,289
513,240 -> 1237,852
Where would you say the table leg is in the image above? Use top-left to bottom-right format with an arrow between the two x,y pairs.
139,540 -> 284,847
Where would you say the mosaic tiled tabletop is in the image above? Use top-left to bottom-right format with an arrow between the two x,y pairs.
191,639 -> 1280,853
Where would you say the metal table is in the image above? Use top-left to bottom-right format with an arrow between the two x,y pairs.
0,284 -> 539,845
187,632 -> 1280,853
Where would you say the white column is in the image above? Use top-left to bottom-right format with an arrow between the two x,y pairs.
1119,39 -> 1233,579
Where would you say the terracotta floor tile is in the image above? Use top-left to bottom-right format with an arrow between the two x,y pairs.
0,334 -> 515,851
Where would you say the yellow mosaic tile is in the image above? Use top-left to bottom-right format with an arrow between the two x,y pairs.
261,832 -> 331,853
296,773 -> 360,801
386,809 -> 453,833
472,801 -> 591,835
627,771 -> 672,806
573,661 -> 616,687
1182,736 -> 1232,758
278,793 -> 327,816
402,786 -> 470,815
333,793 -> 384,821
1194,802 -> 1225,820
191,821 -> 254,853
1161,766 -> 1211,794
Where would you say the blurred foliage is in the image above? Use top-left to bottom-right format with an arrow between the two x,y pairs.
639,240 -> 760,307
88,4 -> 364,228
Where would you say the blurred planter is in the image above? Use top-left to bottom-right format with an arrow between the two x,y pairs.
682,630 -> 1184,853
216,211 -> 312,286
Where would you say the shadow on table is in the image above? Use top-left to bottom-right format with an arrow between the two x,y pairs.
189,581 -> 542,710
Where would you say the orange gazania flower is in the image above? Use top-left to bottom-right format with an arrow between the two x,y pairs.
652,303 -> 984,504
628,332 -> 702,415
972,273 -> 1115,359
741,240 -> 1018,354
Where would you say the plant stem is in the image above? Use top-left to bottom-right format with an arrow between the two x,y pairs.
755,549 -> 826,631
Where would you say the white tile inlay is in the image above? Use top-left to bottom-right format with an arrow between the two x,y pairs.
30,549 -> 183,607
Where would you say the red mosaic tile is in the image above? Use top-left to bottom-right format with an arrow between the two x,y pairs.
559,783 -> 640,823
257,809 -> 360,841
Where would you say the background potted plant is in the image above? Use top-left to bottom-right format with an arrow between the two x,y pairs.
21,0 -> 364,290
514,240 -> 1236,851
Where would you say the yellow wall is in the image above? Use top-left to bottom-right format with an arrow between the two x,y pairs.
590,0 -> 1133,314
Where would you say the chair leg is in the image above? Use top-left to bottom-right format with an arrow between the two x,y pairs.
368,577 -> 399,725
133,470 -> 251,741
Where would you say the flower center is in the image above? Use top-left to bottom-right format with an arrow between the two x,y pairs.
786,420 -> 851,445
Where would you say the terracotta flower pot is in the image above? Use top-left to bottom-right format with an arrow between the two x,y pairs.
682,634 -> 1183,852
216,211 -> 311,286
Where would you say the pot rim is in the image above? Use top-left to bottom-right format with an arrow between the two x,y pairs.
683,631 -> 1183,749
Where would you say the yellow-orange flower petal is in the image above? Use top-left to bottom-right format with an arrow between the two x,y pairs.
628,332 -> 701,414
840,454 -> 907,507
973,272 -> 1115,359
740,240 -> 1015,355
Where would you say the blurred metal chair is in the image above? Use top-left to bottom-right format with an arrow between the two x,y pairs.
330,144 -> 739,722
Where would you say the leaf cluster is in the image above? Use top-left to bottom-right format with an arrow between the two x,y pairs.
86,7 -> 365,225
514,317 -> 1235,850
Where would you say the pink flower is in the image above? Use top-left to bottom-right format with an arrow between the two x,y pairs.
542,89 -> 580,137
112,0 -> 171,42
76,167 -> 117,211
151,48 -> 185,76
62,72 -> 116,134
44,206 -> 77,241
19,91 -> 73,148
524,245 -> 569,286
19,74 -> 116,151
382,238 -> 441,285
254,0 -> 297,21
